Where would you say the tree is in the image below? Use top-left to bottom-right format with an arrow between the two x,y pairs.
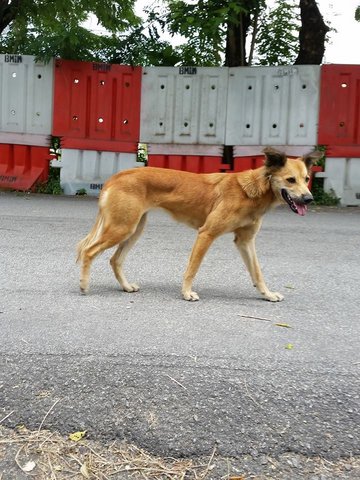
1,0 -> 331,67
294,0 -> 330,64
0,0 -> 21,34
225,0 -> 264,66
163,0 -> 329,67
255,0 -> 300,66
355,5 -> 360,21
163,0 -> 230,66
163,0 -> 265,66
0,0 -> 182,64
0,0 -> 140,61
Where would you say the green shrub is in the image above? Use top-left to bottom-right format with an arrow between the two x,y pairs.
311,146 -> 340,206
35,167 -> 63,195
312,177 -> 340,206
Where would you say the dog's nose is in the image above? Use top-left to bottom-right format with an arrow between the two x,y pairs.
302,194 -> 314,205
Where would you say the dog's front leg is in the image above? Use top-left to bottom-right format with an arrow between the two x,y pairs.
234,230 -> 284,302
182,230 -> 215,301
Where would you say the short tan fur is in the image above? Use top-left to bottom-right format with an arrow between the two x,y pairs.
77,148 -> 321,302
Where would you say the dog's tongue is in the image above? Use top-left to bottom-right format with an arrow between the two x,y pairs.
296,203 -> 307,216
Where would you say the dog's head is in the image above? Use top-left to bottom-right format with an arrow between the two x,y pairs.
263,147 -> 323,216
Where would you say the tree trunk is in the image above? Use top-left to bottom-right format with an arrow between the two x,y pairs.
225,8 -> 251,66
294,0 -> 330,64
0,0 -> 21,35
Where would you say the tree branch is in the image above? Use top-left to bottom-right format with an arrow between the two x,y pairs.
0,0 -> 22,35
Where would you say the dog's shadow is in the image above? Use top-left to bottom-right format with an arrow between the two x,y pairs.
71,281 -> 262,305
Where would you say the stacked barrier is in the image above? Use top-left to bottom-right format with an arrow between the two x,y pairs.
225,65 -> 320,172
52,59 -> 142,195
318,65 -> 360,206
0,55 -> 54,190
0,56 -> 359,204
140,67 -> 229,172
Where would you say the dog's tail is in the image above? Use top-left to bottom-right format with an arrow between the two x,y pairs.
76,211 -> 105,263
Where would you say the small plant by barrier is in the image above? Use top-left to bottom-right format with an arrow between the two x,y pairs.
35,167 -> 63,195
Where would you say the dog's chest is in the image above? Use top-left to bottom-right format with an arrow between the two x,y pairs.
232,210 -> 265,231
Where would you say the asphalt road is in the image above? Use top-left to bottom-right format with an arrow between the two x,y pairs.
1,192 -> 359,465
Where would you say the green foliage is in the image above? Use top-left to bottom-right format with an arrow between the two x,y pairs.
76,188 -> 88,196
163,0 -> 264,66
310,146 -> 340,206
313,145 -> 326,169
99,31 -> 181,66
0,0 -> 140,62
35,167 -> 63,195
165,0 -> 228,66
356,6 -> 360,21
254,0 -> 300,65
0,0 -> 184,65
2,27 -> 103,62
137,144 -> 148,165
311,178 -> 340,206
0,0 -> 329,70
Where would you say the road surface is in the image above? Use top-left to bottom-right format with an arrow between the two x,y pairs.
1,191 -> 359,477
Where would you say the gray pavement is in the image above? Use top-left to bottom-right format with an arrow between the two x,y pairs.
1,192 -> 359,464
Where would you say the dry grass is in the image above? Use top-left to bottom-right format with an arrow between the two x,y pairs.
2,425 -> 360,480
0,425 -> 217,480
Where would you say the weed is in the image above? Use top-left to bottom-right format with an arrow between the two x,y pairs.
35,167 -> 63,195
312,177 -> 340,206
311,146 -> 340,206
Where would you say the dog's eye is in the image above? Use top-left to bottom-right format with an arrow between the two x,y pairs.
305,176 -> 310,183
287,177 -> 296,184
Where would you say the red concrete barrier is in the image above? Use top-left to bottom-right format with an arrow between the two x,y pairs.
52,59 -> 142,152
147,155 -> 229,173
318,64 -> 360,157
0,144 -> 51,190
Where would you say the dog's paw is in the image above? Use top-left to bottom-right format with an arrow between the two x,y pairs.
183,290 -> 200,302
123,283 -> 139,293
80,280 -> 88,295
264,291 -> 284,302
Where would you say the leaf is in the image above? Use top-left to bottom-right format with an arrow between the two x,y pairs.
274,323 -> 291,328
69,430 -> 87,442
285,343 -> 294,350
16,424 -> 27,431
22,460 -> 36,472
284,285 -> 295,289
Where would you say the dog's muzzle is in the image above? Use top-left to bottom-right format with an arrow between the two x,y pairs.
281,189 -> 313,216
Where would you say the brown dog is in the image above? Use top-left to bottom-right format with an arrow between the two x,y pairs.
77,147 -> 321,301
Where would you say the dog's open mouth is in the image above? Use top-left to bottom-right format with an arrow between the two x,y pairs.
281,189 -> 307,216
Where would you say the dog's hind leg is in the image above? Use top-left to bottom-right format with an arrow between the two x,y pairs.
110,213 -> 147,292
234,226 -> 284,302
80,225 -> 137,294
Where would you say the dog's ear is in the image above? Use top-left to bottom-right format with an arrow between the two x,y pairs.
263,147 -> 287,169
303,150 -> 324,170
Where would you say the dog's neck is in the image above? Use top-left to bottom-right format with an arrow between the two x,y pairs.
237,167 -> 274,200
